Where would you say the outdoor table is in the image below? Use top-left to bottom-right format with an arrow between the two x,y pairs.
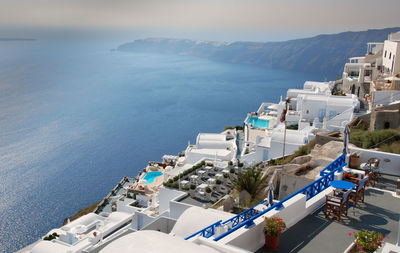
204,166 -> 213,171
180,180 -> 189,186
190,175 -> 199,183
215,173 -> 223,179
197,183 -> 208,190
330,180 -> 356,190
222,169 -> 230,174
207,178 -> 216,185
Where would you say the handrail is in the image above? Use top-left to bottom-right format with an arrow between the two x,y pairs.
184,220 -> 222,240
185,153 -> 346,242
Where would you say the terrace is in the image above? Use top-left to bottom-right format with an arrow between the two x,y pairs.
184,153 -> 400,252
256,175 -> 400,252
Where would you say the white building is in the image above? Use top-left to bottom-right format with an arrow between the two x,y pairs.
168,131 -> 237,177
383,32 -> 400,75
296,93 -> 359,122
241,81 -> 359,165
28,212 -> 133,253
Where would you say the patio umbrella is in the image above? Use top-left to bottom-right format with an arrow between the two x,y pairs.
268,184 -> 274,206
343,124 -> 350,154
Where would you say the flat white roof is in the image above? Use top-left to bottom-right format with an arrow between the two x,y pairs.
198,133 -> 226,142
171,206 -> 235,238
188,148 -> 231,156
100,230 -> 220,253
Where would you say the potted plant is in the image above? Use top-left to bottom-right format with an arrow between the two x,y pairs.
216,179 -> 222,191
189,184 -> 196,197
264,217 -> 286,251
229,168 -> 236,180
346,230 -> 387,253
344,172 -> 357,181
349,153 -> 360,169
205,187 -> 212,200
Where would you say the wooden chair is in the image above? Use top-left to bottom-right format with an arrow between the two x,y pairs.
348,176 -> 369,206
325,188 -> 352,222
360,158 -> 380,186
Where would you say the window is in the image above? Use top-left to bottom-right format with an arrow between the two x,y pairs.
385,50 -> 387,58
389,52 -> 392,60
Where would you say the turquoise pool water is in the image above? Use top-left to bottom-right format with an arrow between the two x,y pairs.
247,117 -> 269,128
144,171 -> 163,184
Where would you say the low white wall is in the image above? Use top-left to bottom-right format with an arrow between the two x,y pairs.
134,212 -> 157,230
169,197 -> 194,220
349,147 -> 400,176
158,187 -> 186,214
192,237 -> 252,253
269,141 -> 302,160
116,201 -> 140,214
240,148 -> 263,167
222,217 -> 265,252
223,188 -> 332,252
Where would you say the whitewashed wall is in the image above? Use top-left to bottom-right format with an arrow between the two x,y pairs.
349,147 -> 400,176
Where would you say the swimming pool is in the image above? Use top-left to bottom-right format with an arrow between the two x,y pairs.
144,171 -> 163,184
247,117 -> 269,128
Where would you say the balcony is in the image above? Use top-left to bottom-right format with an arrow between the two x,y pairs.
256,175 -> 400,253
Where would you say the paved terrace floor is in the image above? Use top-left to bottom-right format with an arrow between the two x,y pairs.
257,175 -> 400,253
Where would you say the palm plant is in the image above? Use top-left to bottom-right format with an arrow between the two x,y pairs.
236,168 -> 263,199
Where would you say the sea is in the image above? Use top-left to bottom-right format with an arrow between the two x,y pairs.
0,34 -> 328,252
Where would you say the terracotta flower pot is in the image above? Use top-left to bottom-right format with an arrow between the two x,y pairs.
265,235 -> 280,251
349,156 -> 360,169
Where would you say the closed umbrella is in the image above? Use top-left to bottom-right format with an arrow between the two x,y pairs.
268,184 -> 274,206
343,124 -> 350,154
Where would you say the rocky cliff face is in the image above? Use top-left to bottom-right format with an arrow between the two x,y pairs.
118,27 -> 400,76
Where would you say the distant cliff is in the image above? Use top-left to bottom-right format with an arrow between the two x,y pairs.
118,27 -> 400,76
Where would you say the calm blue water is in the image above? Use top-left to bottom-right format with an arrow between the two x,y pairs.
247,117 -> 268,128
0,36 -> 327,252
144,171 -> 163,184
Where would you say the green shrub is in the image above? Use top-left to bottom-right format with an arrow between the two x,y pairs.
206,162 -> 213,167
172,182 -> 179,189
216,179 -> 222,184
130,201 -> 139,207
286,124 -> 298,130
173,176 -> 179,181
230,168 -> 235,173
190,184 -> 196,190
167,179 -> 173,184
228,161 -> 233,166
350,128 -> 400,150
238,162 -> 244,167
206,187 -> 212,193
236,168 -> 263,199
235,125 -> 244,130
224,125 -> 234,131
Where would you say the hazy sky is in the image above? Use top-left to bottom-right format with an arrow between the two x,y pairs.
1,0 -> 399,41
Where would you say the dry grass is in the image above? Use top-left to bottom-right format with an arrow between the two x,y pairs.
63,201 -> 100,225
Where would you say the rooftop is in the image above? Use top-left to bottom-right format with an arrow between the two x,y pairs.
256,175 -> 400,253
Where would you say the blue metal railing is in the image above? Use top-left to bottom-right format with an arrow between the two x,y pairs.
184,220 -> 222,240
185,153 -> 346,241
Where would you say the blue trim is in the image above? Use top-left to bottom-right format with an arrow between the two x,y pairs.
184,220 -> 222,240
185,153 -> 346,242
